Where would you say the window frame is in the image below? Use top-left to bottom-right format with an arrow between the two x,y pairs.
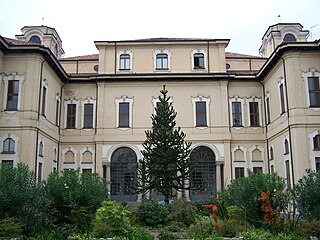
0,134 -> 19,166
81,98 -> 96,129
153,50 -> 171,71
247,97 -> 261,128
41,79 -> 48,116
117,50 -> 133,71
278,77 -> 287,114
309,131 -> 320,171
2,138 -> 15,154
231,145 -> 248,179
303,70 -> 320,109
192,96 -> 210,129
64,99 -> 79,130
229,96 -> 244,128
2,73 -> 24,112
115,96 -> 134,129
265,94 -> 271,124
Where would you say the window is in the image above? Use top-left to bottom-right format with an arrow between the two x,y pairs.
37,162 -> 43,183
284,139 -> 289,155
29,35 -> 41,44
41,86 -> 47,116
192,96 -> 210,128
66,104 -> 76,129
232,102 -> 242,127
265,95 -> 271,124
156,53 -> 168,69
195,102 -> 207,127
278,79 -> 286,114
283,33 -> 296,43
285,160 -> 291,188
115,96 -> 134,129
253,167 -> 263,173
270,165 -> 275,174
83,103 -> 94,128
2,160 -> 13,166
54,44 -> 59,57
193,53 -> 204,69
316,157 -> 320,172
82,169 -> 92,174
308,77 -> 320,107
235,167 -> 245,179
314,134 -> 320,150
119,54 -> 131,70
3,138 -> 15,153
56,98 -> 60,126
249,102 -> 260,127
119,103 -> 129,128
6,80 -> 19,111
269,146 -> 274,160
39,141 -> 44,157
3,73 -> 24,111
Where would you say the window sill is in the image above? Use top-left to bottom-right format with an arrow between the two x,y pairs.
309,107 -> 320,112
118,68 -> 131,71
82,127 -> 94,132
65,128 -> 76,132
193,67 -> 205,70
195,126 -> 208,130
63,162 -> 76,164
1,152 -> 15,154
232,125 -> 243,129
118,126 -> 130,131
4,110 -> 18,114
155,68 -> 169,71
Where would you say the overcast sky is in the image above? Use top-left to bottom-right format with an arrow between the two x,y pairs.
0,0 -> 319,57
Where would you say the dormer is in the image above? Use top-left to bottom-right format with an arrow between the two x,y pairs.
259,23 -> 309,58
16,26 -> 65,58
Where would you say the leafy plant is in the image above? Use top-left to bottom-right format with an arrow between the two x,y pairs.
299,220 -> 320,239
187,216 -> 217,239
0,217 -> 22,237
158,229 -> 178,240
134,197 -> 169,227
168,198 -> 196,227
296,170 -> 320,221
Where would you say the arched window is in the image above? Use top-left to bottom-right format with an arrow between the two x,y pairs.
314,134 -> 320,150
270,147 -> 274,160
3,138 -> 15,153
190,146 -> 216,201
29,35 -> 41,44
110,147 -> 137,201
193,53 -> 204,69
283,33 -> 296,43
119,54 -> 131,70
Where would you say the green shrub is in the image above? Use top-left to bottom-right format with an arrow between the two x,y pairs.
296,170 -> 320,221
134,197 -> 169,227
93,201 -> 132,238
44,170 -> 107,230
168,199 -> 196,226
238,228 -> 302,240
158,230 -> 178,240
299,220 -> 320,239
0,217 -> 22,237
187,216 -> 217,239
218,219 -> 247,237
221,171 -> 288,227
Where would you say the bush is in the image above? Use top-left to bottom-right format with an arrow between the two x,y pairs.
188,216 -> 217,239
296,170 -> 320,221
168,199 -> 196,226
158,230 -> 178,240
299,220 -> 320,239
93,201 -> 132,238
238,228 -> 302,240
218,219 -> 247,237
44,170 -> 107,230
221,171 -> 288,227
134,197 -> 169,227
0,217 -> 22,237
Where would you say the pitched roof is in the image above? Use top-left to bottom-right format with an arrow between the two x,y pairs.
3,37 -> 38,46
60,54 -> 99,61
225,52 -> 263,58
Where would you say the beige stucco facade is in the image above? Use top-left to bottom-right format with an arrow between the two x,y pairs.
1,23 -> 319,201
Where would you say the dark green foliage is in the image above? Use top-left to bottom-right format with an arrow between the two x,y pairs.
0,163 -> 48,233
238,228 -> 303,240
299,220 -> 320,238
187,216 -> 217,239
221,171 -> 287,227
44,170 -> 107,230
168,199 -> 196,227
296,170 -> 320,221
135,86 -> 204,204
158,229 -> 178,240
218,219 -> 247,237
0,217 -> 22,237
134,197 -> 169,227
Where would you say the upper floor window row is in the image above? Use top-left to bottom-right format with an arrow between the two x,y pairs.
118,49 -> 207,71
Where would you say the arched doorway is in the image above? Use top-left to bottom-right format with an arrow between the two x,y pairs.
110,147 -> 137,202
190,146 -> 216,201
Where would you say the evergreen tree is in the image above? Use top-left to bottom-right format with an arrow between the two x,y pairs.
135,86 -> 204,204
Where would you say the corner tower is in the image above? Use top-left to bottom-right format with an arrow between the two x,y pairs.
259,23 -> 309,58
15,26 -> 65,58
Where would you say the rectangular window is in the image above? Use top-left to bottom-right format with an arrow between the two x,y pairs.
249,102 -> 260,127
37,162 -> 42,184
83,103 -> 94,128
6,80 -> 19,110
308,77 -> 320,107
82,169 -> 92,174
232,102 -> 242,127
194,53 -> 205,69
41,87 -> 47,116
279,83 -> 286,114
156,54 -> 168,69
1,160 -> 13,167
270,165 -> 274,174
119,54 -> 130,70
266,97 -> 271,124
253,167 -> 263,173
285,160 -> 291,188
235,167 -> 244,179
316,157 -> 320,172
56,100 -> 60,126
196,102 -> 207,127
119,102 -> 129,128
66,104 -> 76,129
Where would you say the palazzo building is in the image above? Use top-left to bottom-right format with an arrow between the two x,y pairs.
0,23 -> 319,201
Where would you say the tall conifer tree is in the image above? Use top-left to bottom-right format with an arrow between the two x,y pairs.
135,86 -> 204,204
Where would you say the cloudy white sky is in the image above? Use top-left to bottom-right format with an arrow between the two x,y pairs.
0,0 -> 319,57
